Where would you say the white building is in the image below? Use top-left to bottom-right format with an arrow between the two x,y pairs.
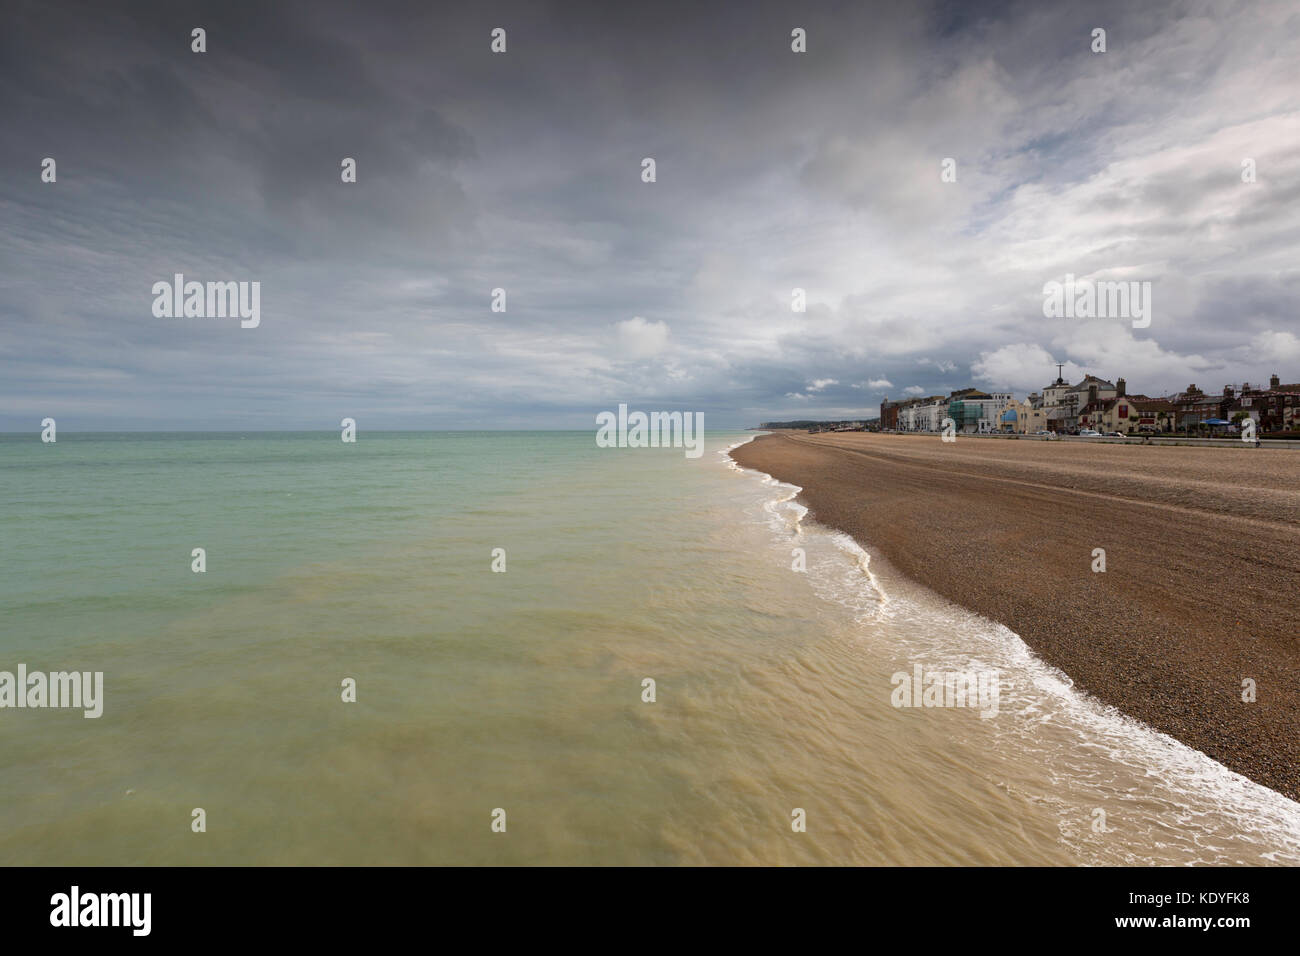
907,397 -> 950,431
972,392 -> 1012,432
1042,377 -> 1071,408
946,390 -> 1013,433
897,391 -> 1014,433
898,400 -> 930,432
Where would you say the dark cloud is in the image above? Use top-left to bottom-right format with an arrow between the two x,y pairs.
2,0 -> 1298,429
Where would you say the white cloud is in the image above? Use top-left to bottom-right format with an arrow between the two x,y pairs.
784,377 -> 840,401
917,359 -> 956,374
1254,330 -> 1300,364
972,344 -> 1075,392
614,317 -> 670,360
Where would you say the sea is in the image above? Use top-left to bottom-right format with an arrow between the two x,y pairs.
3,430 -> 1299,865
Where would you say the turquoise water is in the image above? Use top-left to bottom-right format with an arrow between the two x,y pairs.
3,431 -> 1299,865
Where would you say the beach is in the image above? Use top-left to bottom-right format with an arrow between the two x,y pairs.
731,431 -> 1300,799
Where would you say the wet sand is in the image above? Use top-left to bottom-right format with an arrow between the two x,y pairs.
731,431 -> 1300,799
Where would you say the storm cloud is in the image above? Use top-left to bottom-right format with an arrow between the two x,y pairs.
2,0 -> 1297,428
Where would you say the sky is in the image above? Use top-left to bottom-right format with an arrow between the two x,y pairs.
2,0 -> 1298,429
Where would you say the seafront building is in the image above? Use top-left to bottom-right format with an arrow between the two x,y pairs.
948,389 -> 1014,433
998,397 -> 1048,434
879,369 -> 1300,436
884,389 -> 1011,434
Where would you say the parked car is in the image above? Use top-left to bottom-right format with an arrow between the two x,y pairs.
1107,431 -> 1126,438
1078,429 -> 1103,437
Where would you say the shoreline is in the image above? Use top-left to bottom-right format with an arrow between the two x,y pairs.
730,431 -> 1300,800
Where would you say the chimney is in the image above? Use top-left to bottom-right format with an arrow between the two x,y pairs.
1116,377 -> 1126,397
1224,385 -> 1234,399
1271,373 -> 1281,390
